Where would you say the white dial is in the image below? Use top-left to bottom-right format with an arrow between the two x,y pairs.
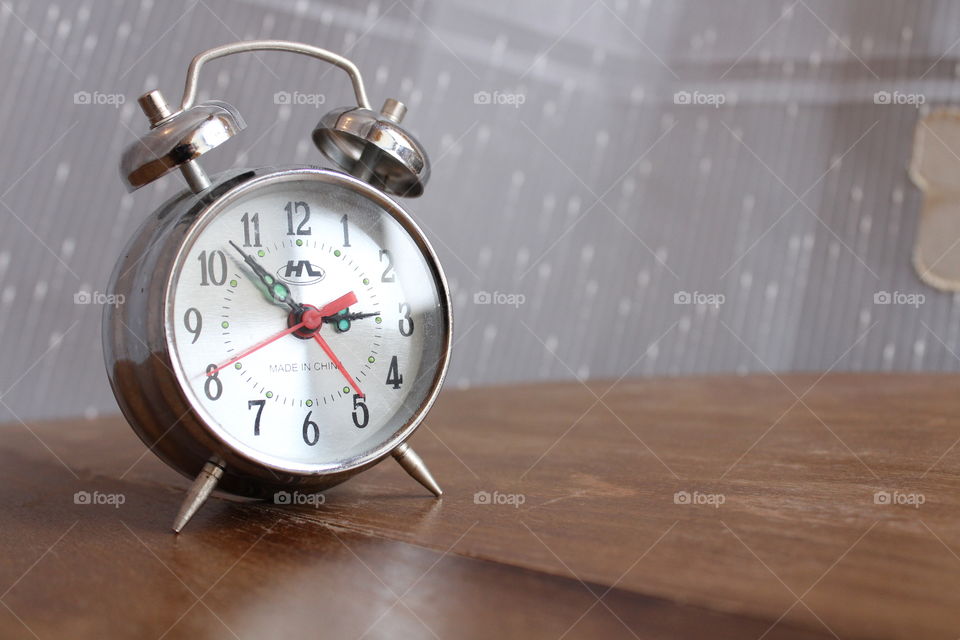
165,172 -> 448,472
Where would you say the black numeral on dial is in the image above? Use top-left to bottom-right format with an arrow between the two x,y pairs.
198,250 -> 227,286
398,303 -> 414,337
352,394 -> 369,428
204,364 -> 222,400
379,249 -> 395,282
248,399 -> 265,436
386,356 -> 403,389
183,307 -> 202,343
302,411 -> 319,446
340,214 -> 351,247
241,212 -> 261,247
285,201 -> 312,235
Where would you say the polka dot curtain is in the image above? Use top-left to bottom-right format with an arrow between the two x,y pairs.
0,0 -> 953,420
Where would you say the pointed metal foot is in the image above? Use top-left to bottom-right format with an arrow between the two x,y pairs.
172,457 -> 225,533
392,442 -> 442,497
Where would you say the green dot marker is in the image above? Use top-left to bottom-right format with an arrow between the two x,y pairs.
338,319 -> 350,331
266,391 -> 273,398
368,356 -> 375,363
257,250 -> 265,257
342,386 -> 350,394
229,279 -> 238,288
234,363 -> 242,370
306,399 -> 313,407
362,278 -> 370,286
296,239 -> 303,246
221,321 -> 229,329
375,317 -> 382,324
334,249 -> 341,257
273,283 -> 288,300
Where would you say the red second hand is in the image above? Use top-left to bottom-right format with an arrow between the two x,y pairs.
205,291 -> 358,377
315,291 -> 357,317
313,330 -> 364,398
206,321 -> 306,376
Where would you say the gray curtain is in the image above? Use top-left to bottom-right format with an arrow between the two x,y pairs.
0,0 -> 955,421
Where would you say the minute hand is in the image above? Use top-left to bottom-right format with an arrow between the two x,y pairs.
228,240 -> 301,311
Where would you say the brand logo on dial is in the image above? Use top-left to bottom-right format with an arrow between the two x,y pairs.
277,260 -> 326,285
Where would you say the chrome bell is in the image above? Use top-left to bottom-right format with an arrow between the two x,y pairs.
313,98 -> 430,197
119,90 -> 245,192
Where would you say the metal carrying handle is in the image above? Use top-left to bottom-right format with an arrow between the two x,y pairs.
124,39 -> 427,196
178,40 -> 371,111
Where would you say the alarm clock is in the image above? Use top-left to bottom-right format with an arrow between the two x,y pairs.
104,41 -> 451,532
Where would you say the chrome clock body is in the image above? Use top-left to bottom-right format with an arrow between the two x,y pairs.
107,40 -> 448,532
104,166 -> 452,500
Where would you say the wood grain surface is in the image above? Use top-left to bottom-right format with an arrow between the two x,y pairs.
2,374 -> 959,639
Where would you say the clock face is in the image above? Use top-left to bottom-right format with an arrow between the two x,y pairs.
164,170 -> 449,473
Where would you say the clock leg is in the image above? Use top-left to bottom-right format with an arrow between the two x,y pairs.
392,442 -> 442,497
172,456 -> 225,533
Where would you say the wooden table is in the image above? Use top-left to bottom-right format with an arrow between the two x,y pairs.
2,374 -> 959,639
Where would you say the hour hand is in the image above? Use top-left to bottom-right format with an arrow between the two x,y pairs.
322,310 -> 380,323
228,240 -> 300,310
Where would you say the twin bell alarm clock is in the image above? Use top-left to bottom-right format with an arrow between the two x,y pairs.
104,41 -> 452,532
